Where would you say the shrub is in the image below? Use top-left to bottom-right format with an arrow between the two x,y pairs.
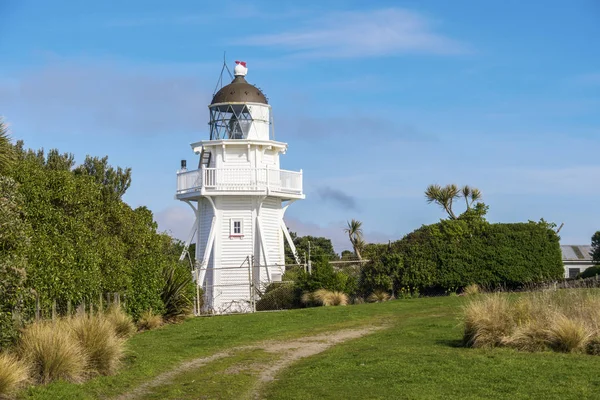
137,310 -> 163,331
105,306 -> 136,339
367,219 -> 563,294
19,320 -> 86,384
256,283 -> 299,311
161,263 -> 195,321
0,352 -> 29,397
367,290 -> 391,303
578,265 -> 600,279
67,315 -> 125,375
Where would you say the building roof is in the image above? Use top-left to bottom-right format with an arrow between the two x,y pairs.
210,75 -> 268,105
560,245 -> 594,261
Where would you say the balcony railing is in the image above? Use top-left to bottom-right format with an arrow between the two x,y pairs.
176,167 -> 303,196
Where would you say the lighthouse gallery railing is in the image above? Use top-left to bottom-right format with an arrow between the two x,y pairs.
177,167 -> 303,195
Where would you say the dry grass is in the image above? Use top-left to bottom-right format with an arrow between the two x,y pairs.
367,290 -> 391,303
19,320 -> 86,384
463,293 -> 513,348
301,290 -> 350,307
105,306 -> 136,339
463,289 -> 600,354
0,352 -> 29,397
463,284 -> 481,296
137,310 -> 163,331
67,315 -> 125,376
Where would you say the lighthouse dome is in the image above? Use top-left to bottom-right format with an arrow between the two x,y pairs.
211,62 -> 268,105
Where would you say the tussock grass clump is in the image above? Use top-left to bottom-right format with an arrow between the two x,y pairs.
367,290 -> 391,303
19,320 -> 86,384
67,315 -> 125,375
325,291 -> 349,306
105,306 -> 136,339
463,289 -> 600,354
137,310 -> 163,331
463,284 -> 481,296
0,352 -> 29,397
545,314 -> 592,353
302,290 -> 349,307
463,293 -> 513,348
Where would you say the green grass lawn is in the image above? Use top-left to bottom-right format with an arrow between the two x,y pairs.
20,296 -> 600,399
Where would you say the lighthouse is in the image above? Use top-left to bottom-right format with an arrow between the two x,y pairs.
176,61 -> 304,313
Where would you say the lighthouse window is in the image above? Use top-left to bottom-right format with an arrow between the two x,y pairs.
230,219 -> 243,236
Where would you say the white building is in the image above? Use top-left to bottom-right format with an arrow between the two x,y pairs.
561,245 -> 595,279
175,61 -> 304,313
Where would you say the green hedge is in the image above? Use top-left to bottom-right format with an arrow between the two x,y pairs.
361,218 -> 563,295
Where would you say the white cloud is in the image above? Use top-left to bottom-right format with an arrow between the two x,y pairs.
244,8 -> 468,58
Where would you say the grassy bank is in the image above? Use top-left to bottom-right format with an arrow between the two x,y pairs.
19,294 -> 600,399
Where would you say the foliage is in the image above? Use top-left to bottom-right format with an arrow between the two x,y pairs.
294,259 -> 357,296
19,320 -> 87,384
1,141 -> 184,325
0,119 -> 16,175
592,231 -> 600,263
161,262 -> 195,321
425,184 -> 482,220
0,176 -> 32,350
0,352 -> 29,397
362,217 -> 563,294
578,265 -> 600,279
344,219 -> 364,260
284,232 -> 339,264
256,283 -> 299,311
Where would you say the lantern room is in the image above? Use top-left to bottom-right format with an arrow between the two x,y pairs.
208,61 -> 272,141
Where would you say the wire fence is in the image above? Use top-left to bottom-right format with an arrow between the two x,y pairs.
10,292 -> 127,326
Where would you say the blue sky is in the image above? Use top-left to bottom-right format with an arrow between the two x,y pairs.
1,0 -> 599,252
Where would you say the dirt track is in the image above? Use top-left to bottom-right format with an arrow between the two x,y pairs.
114,326 -> 383,400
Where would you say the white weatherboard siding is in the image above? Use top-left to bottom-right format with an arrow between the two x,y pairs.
196,198 -> 215,306
261,197 -> 284,281
212,196 -> 254,312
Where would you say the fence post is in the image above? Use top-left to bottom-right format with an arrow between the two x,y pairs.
52,299 -> 57,322
35,294 -> 40,321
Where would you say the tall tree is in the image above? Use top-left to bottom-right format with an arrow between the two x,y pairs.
592,231 -> 600,263
344,219 -> 364,260
0,118 -> 15,175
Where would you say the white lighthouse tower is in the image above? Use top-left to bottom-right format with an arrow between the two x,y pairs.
176,61 -> 304,313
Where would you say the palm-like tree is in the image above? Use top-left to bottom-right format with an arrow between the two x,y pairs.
425,184 -> 460,219
461,185 -> 482,210
426,184 -> 482,219
0,118 -> 15,175
344,219 -> 364,260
